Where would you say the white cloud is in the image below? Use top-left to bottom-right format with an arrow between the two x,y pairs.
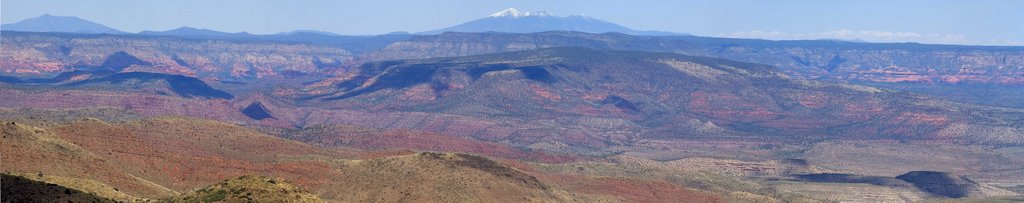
984,39 -> 1024,46
716,29 -> 1019,46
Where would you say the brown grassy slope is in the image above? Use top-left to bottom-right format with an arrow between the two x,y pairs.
13,117 -> 577,201
322,152 -> 572,202
164,175 -> 325,203
49,117 -> 349,195
500,159 -> 726,203
548,176 -> 725,203
519,156 -> 786,202
285,124 -> 582,163
4,116 -> 726,202
0,120 -> 176,198
0,89 -> 254,125
0,107 -> 142,127
5,172 -> 140,202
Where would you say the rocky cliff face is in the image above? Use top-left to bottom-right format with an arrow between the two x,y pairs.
0,32 -> 353,79
311,48 -> 1024,147
365,32 -> 1024,84
5,31 -> 1023,85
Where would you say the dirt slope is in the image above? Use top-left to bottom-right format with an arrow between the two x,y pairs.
323,152 -> 572,202
0,120 -> 176,198
2,116 -> 722,202
165,176 -> 324,203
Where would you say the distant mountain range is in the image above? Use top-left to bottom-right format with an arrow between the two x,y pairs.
0,14 -> 341,38
138,26 -> 253,38
2,9 -> 686,37
0,14 -> 125,34
421,8 -> 686,35
273,30 -> 341,36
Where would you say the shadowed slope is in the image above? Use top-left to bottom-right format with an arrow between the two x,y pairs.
95,51 -> 152,72
67,72 -> 233,99
896,171 -> 982,198
0,173 -> 117,203
241,101 -> 274,120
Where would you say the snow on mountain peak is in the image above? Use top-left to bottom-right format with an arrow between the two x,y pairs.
489,8 -> 524,17
525,10 -> 553,17
488,8 -> 554,18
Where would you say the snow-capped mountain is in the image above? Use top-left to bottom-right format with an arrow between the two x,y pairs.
487,8 -> 552,18
421,8 -> 685,36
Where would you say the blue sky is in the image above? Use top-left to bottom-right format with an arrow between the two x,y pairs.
2,0 -> 1022,45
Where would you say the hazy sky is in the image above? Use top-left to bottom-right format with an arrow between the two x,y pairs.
2,0 -> 1022,45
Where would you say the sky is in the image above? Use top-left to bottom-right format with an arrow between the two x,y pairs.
2,0 -> 1022,45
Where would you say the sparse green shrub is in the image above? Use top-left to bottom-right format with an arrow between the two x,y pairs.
202,189 -> 228,202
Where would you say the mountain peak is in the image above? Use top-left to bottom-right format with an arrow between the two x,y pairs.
423,9 -> 685,35
0,14 -> 124,34
525,10 -> 553,17
25,14 -> 82,22
488,8 -> 555,18
489,8 -> 524,17
172,26 -> 200,31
